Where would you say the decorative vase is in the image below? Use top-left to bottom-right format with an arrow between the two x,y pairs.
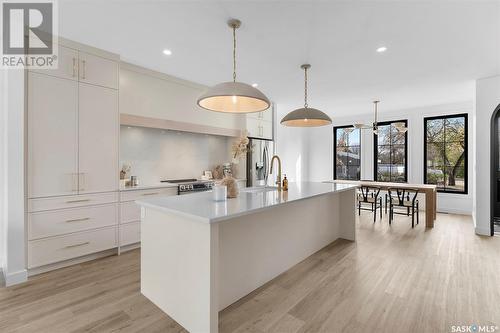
221,176 -> 239,198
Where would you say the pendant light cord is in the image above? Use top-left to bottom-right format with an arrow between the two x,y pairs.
304,66 -> 308,109
232,25 -> 237,82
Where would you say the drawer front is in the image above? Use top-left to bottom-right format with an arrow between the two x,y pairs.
29,204 -> 118,240
28,227 -> 117,268
29,192 -> 118,212
120,222 -> 140,246
120,187 -> 177,202
120,201 -> 141,224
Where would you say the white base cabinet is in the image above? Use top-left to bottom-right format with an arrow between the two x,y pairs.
119,186 -> 178,247
28,226 -> 117,268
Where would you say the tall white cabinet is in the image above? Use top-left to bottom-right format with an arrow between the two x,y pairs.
28,73 -> 79,197
27,40 -> 120,271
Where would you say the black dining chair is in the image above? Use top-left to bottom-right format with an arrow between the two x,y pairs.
388,188 -> 419,228
357,186 -> 383,222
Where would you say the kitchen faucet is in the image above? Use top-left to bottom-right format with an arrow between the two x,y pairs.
269,155 -> 282,191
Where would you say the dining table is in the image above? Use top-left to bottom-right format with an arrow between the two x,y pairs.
324,180 -> 437,228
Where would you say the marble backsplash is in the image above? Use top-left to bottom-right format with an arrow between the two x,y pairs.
120,126 -> 246,185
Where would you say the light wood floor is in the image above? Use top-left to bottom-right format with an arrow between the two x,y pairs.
1,213 -> 499,333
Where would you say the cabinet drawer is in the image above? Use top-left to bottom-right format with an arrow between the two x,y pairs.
28,227 -> 117,268
121,222 -> 140,246
120,201 -> 141,224
29,204 -> 118,240
120,187 -> 177,202
29,192 -> 118,212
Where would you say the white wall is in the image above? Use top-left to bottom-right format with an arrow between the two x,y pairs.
0,69 -> 6,276
474,75 -> 500,236
1,69 -> 27,285
289,101 -> 474,214
120,126 -> 245,184
275,104 -> 309,183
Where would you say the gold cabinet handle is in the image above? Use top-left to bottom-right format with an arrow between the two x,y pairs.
81,60 -> 86,79
66,199 -> 90,203
71,173 -> 78,192
72,57 -> 77,77
65,217 -> 90,223
142,192 -> 159,196
64,241 -> 90,249
78,172 -> 86,191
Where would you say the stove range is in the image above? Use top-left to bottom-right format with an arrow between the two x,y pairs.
161,178 -> 214,195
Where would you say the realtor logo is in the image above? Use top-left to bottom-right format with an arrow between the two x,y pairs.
1,0 -> 58,68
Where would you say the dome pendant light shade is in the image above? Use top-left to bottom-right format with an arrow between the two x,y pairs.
197,19 -> 270,113
197,81 -> 270,113
281,107 -> 332,127
281,64 -> 332,127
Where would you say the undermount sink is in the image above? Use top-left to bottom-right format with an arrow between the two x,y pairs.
243,186 -> 279,193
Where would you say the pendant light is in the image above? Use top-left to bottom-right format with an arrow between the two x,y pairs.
280,64 -> 332,127
197,19 -> 270,113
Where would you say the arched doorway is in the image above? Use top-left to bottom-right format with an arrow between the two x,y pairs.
491,104 -> 500,235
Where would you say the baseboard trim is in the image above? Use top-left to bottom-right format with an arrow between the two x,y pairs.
437,208 -> 473,215
28,248 -> 118,276
5,269 -> 28,286
120,242 -> 140,253
475,226 -> 491,236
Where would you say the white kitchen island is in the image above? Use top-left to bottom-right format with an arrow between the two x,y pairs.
137,182 -> 357,333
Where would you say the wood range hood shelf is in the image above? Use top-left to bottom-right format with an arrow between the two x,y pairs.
120,114 -> 243,137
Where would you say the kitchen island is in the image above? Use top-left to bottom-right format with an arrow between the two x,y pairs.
137,182 -> 357,333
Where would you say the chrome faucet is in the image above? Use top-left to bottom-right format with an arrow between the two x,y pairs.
269,155 -> 282,191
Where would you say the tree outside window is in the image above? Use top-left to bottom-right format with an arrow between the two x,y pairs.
334,126 -> 361,180
424,114 -> 468,193
374,120 -> 408,182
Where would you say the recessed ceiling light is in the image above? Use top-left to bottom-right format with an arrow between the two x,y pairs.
162,49 -> 172,56
252,83 -> 258,87
376,46 -> 387,53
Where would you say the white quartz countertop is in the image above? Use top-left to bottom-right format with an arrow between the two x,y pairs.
136,182 -> 357,223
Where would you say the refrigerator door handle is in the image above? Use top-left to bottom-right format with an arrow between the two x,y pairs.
263,145 -> 269,185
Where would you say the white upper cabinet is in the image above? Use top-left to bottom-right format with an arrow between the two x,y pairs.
246,107 -> 273,123
246,105 -> 274,140
79,51 -> 119,89
28,72 -> 78,198
30,44 -> 79,81
78,84 -> 119,194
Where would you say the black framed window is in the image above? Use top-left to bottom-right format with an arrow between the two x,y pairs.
424,114 -> 468,194
374,120 -> 408,182
334,126 -> 361,180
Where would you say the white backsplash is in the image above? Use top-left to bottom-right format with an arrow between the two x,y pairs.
120,126 -> 245,185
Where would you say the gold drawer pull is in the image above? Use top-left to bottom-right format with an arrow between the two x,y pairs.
64,241 -> 90,249
142,192 -> 159,196
66,199 -> 91,203
65,217 -> 90,223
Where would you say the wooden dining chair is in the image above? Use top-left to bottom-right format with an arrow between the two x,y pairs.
357,186 -> 383,222
388,188 -> 419,228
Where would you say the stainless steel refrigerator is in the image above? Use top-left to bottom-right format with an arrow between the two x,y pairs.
246,139 -> 274,187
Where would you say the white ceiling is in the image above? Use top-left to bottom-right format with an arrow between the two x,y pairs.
58,0 -> 500,117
